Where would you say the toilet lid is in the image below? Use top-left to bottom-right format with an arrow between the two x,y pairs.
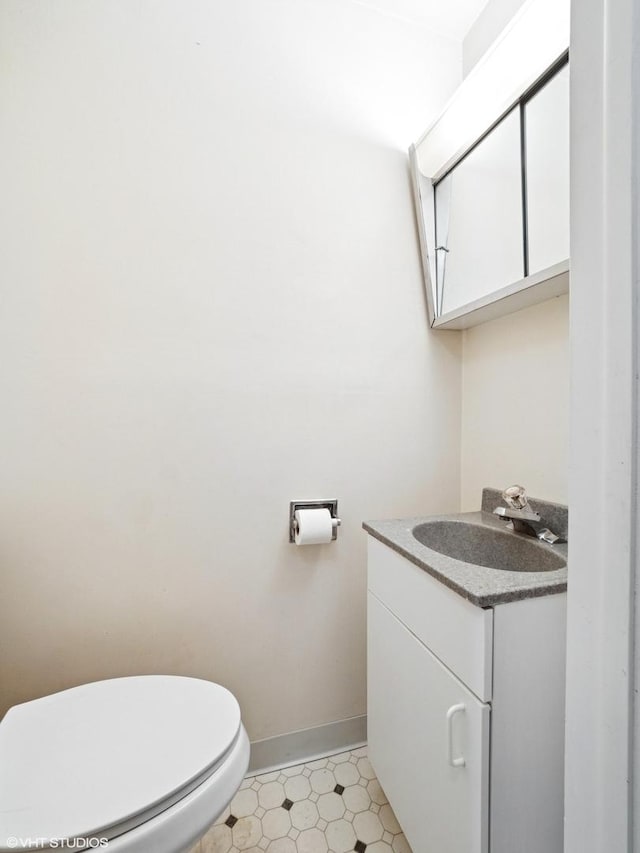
0,676 -> 241,848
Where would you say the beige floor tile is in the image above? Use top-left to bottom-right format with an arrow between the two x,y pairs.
192,746 -> 411,853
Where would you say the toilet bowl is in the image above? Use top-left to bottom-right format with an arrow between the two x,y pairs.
0,676 -> 250,853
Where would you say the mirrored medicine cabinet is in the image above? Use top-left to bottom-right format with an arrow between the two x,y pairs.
411,52 -> 569,330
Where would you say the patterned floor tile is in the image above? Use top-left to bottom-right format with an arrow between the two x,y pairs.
195,747 -> 411,853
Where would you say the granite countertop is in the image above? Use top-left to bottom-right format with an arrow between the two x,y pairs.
363,490 -> 568,608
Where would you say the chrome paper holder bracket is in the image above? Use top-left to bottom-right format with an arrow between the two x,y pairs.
289,499 -> 341,543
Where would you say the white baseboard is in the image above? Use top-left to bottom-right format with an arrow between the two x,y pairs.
247,715 -> 367,776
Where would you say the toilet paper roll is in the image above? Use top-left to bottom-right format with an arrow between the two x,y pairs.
294,508 -> 334,545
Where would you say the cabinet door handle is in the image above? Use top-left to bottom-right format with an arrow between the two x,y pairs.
446,703 -> 466,767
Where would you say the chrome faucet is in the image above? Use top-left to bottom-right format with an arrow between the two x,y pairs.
493,485 -> 564,544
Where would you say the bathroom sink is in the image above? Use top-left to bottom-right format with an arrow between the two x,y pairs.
411,520 -> 566,573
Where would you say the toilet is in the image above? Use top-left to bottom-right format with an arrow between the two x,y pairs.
0,676 -> 249,853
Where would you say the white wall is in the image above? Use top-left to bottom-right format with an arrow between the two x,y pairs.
0,0 -> 462,738
462,0 -> 527,76
460,295 -> 569,510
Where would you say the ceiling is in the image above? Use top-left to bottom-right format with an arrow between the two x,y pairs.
350,0 -> 491,40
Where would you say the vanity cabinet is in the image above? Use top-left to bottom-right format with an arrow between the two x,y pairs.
367,537 -> 566,853
368,593 -> 490,852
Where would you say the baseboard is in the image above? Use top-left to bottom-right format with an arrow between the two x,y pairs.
247,714 -> 367,776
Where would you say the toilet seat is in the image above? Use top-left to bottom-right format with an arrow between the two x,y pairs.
0,676 -> 246,851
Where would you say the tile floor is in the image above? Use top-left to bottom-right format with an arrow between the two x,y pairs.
192,746 -> 412,853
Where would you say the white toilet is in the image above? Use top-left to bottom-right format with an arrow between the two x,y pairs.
0,676 -> 249,853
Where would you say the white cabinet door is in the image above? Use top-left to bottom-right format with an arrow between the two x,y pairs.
368,592 -> 490,853
368,538 -> 493,702
525,63 -> 570,275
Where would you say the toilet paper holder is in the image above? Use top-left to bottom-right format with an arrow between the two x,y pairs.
289,499 -> 341,543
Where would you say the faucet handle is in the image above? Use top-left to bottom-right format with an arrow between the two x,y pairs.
502,485 -> 530,511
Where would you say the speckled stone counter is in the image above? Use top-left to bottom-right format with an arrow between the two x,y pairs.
363,491 -> 568,608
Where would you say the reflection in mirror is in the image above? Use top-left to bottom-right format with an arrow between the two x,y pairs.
525,63 -> 570,274
434,178 -> 451,315
434,108 -> 524,316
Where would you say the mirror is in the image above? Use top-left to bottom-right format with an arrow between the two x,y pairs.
525,63 -> 570,275
434,108 -> 524,316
